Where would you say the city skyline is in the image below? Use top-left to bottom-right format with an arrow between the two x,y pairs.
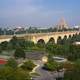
0,0 -> 80,28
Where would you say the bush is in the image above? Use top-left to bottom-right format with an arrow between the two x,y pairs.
43,60 -> 59,71
21,60 -> 36,71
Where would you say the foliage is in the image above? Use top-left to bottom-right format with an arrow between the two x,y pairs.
0,41 -> 8,50
63,61 -> 74,71
0,66 -> 31,80
37,39 -> 45,48
46,44 -> 64,56
10,36 -> 19,49
64,59 -> 80,80
14,48 -> 26,59
47,38 -> 55,44
46,43 -> 80,61
21,60 -> 36,71
43,60 -> 60,71
57,36 -> 63,45
5,58 -> 18,69
67,45 -> 80,61
9,36 -> 35,50
25,40 -> 35,48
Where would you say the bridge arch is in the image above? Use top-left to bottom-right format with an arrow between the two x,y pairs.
48,37 -> 55,44
73,34 -> 75,37
57,36 -> 62,44
37,39 -> 45,44
69,35 -> 71,38
64,35 -> 67,39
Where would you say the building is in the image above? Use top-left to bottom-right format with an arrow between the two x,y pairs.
56,18 -> 68,30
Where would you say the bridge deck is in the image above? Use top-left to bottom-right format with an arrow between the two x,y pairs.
0,31 -> 79,39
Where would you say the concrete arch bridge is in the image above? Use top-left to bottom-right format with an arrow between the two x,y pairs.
28,31 -> 80,43
0,31 -> 79,44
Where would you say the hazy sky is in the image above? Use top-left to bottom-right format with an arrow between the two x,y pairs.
0,0 -> 80,28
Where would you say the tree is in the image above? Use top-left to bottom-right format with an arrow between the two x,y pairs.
37,39 -> 45,48
25,41 -> 35,48
0,41 -> 8,50
64,59 -> 80,80
46,43 -> 54,54
63,61 -> 74,71
46,44 -> 64,56
66,35 -> 72,45
57,36 -> 63,45
17,39 -> 26,49
0,46 -> 2,54
67,45 -> 80,61
13,68 -> 31,80
14,48 -> 26,59
0,66 -> 31,80
5,58 -> 18,68
62,36 -> 67,45
10,36 -> 18,49
0,66 -> 14,80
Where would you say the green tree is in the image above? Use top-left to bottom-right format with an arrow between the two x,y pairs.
57,36 -> 63,45
62,36 -> 67,45
46,44 -> 64,56
37,39 -> 45,48
25,41 -> 35,48
67,45 -> 80,61
64,59 -> 80,80
10,36 -> 19,49
0,46 -> 2,54
5,58 -> 18,68
17,39 -> 26,49
14,48 -> 26,59
0,66 -> 31,80
0,41 -> 8,50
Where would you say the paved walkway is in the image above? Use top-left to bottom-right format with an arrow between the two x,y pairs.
18,60 -> 64,80
32,60 -> 56,80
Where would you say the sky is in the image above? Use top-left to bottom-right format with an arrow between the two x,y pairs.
0,0 -> 80,28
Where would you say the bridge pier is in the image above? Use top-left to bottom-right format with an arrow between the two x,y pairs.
0,31 -> 79,44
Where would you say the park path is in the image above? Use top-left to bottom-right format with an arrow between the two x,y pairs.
32,60 -> 56,80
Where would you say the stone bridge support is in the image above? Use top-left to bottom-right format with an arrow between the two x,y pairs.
30,31 -> 80,44
0,31 -> 79,44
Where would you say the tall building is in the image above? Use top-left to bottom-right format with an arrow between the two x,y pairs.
57,18 -> 68,30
